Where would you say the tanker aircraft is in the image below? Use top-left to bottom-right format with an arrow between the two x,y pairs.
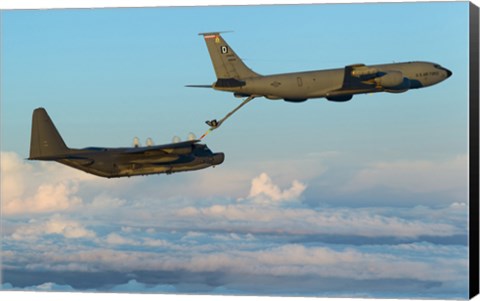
28,108 -> 224,178
189,32 -> 452,130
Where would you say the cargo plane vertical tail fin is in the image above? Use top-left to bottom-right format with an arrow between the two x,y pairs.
199,32 -> 260,81
29,108 -> 69,159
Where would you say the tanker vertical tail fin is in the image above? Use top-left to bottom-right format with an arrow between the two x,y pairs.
29,108 -> 69,159
199,32 -> 260,80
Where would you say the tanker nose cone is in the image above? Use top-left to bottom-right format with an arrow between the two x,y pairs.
213,153 -> 225,165
433,64 -> 452,79
446,69 -> 452,78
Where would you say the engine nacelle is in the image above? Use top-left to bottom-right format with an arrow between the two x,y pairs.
234,92 -> 251,98
284,98 -> 307,102
375,71 -> 404,88
384,78 -> 410,93
327,95 -> 353,102
351,67 -> 378,77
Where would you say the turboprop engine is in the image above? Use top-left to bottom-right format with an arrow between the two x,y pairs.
375,71 -> 410,93
133,137 -> 141,148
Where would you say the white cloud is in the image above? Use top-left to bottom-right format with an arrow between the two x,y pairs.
26,242 -> 464,284
90,194 -> 127,209
11,215 -> 96,240
0,151 -> 142,216
0,152 -> 33,200
45,217 -> 95,239
106,233 -> 137,245
103,232 -> 171,248
109,280 -> 176,293
3,182 -> 82,216
34,282 -> 75,292
181,231 -> 204,240
3,282 -> 76,292
185,244 -> 465,283
177,204 -> 461,238
450,201 -> 467,209
1,152 -> 84,215
142,238 -> 170,247
246,172 -> 306,204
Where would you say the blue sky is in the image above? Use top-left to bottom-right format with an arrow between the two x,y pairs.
0,1 -> 471,299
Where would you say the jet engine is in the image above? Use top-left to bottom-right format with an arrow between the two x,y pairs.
327,95 -> 353,102
375,71 -> 410,92
234,92 -> 251,98
284,98 -> 308,102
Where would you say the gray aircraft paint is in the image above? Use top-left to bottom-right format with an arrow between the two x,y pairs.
195,32 -> 452,102
28,108 -> 224,178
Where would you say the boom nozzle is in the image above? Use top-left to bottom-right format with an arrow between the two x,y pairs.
205,119 -> 219,128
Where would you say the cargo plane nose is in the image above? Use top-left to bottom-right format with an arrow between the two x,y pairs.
213,153 -> 225,165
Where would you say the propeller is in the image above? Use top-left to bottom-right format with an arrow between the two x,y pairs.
146,137 -> 154,147
133,137 -> 141,148
187,132 -> 197,141
172,136 -> 181,143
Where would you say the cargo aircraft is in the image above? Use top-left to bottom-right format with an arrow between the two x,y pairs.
189,32 -> 452,129
28,108 -> 224,178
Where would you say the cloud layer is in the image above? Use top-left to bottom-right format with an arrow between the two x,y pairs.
0,151 -> 469,298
